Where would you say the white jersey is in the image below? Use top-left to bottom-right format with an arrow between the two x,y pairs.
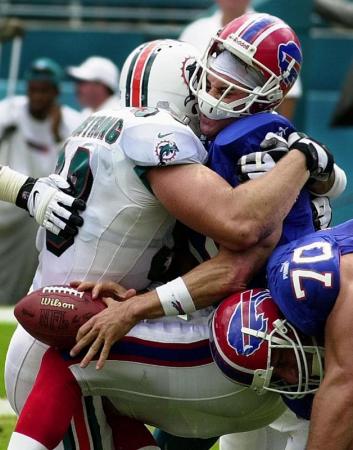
33,107 -> 207,291
6,107 -> 208,449
6,107 -> 282,448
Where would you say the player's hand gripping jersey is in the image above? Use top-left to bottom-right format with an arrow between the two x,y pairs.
32,107 -> 207,291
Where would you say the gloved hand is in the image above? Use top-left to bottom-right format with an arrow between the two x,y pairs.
288,132 -> 334,181
16,174 -> 86,236
236,132 -> 288,182
311,195 -> 332,230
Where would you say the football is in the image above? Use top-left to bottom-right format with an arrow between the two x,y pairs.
14,285 -> 106,349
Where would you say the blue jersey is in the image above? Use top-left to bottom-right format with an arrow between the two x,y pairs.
267,219 -> 353,337
207,112 -> 315,246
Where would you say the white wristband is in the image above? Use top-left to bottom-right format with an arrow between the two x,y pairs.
312,164 -> 347,199
156,277 -> 196,316
326,164 -> 347,199
0,166 -> 28,203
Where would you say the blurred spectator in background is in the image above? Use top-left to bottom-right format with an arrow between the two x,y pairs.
315,0 -> 353,28
0,57 -> 82,304
67,56 -> 120,117
330,61 -> 353,126
179,0 -> 302,120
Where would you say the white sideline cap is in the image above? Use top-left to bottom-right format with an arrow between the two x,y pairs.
67,56 -> 119,92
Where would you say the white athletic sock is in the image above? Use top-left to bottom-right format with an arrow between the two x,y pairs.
7,432 -> 49,450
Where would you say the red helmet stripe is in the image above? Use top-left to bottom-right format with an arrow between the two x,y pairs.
130,41 -> 159,107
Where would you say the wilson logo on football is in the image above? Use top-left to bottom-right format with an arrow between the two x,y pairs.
40,297 -> 75,310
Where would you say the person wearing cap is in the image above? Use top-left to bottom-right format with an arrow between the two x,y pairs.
67,56 -> 120,117
0,57 -> 82,305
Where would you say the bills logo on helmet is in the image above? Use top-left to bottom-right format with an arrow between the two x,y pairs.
278,41 -> 302,86
227,290 -> 269,356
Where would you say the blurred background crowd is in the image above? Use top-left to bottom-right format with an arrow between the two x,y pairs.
0,0 -> 352,304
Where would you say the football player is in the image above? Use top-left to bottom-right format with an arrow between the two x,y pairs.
6,35 -> 319,450
210,217 -> 353,450
68,15 -> 344,450
5,14 -> 344,450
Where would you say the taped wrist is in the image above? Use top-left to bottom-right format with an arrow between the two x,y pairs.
0,166 -> 30,205
156,277 -> 196,316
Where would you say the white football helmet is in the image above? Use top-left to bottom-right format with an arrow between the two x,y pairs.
191,12 -> 303,120
120,39 -> 200,134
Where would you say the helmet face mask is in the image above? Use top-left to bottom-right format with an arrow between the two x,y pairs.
120,39 -> 201,134
210,289 -> 324,399
193,61 -> 271,120
191,12 -> 302,120
246,318 -> 324,398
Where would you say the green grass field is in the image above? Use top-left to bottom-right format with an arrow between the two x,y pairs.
0,321 -> 16,450
0,320 -> 219,449
1,323 -> 16,398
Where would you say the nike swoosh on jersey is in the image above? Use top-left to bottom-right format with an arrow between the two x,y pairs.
157,132 -> 173,139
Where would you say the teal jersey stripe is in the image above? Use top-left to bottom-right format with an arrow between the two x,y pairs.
84,396 -> 103,450
63,425 -> 77,450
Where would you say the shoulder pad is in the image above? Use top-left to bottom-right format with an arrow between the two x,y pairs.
120,110 -> 207,166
